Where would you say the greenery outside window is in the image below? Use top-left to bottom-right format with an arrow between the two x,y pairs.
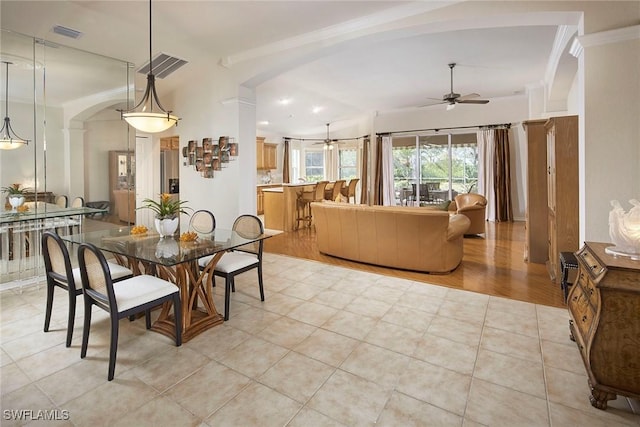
338,148 -> 358,180
304,150 -> 325,182
392,133 -> 477,205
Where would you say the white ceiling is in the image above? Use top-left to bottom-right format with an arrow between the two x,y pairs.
0,1 -> 577,138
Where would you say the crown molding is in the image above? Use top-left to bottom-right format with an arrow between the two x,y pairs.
570,25 -> 640,58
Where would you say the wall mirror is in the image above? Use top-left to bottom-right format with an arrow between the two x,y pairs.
0,29 -> 134,215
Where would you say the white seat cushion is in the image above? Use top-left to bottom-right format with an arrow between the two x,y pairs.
113,275 -> 178,313
213,252 -> 259,274
73,262 -> 133,285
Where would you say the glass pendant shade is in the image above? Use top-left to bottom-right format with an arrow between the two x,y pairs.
120,0 -> 179,133
0,62 -> 29,150
123,111 -> 179,133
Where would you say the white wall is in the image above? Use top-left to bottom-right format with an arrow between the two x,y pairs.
581,35 -> 640,242
171,65 -> 252,229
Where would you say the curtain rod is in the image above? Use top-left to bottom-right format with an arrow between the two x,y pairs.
283,135 -> 369,142
376,123 -> 512,136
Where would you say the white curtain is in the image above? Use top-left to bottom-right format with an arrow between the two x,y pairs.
476,129 -> 496,221
381,136 -> 396,206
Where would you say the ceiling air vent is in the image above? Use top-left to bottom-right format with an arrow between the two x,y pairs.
137,53 -> 188,79
52,25 -> 83,39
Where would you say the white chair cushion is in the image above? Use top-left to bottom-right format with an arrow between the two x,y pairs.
213,252 -> 259,274
197,254 -> 214,269
113,275 -> 178,313
73,262 -> 133,285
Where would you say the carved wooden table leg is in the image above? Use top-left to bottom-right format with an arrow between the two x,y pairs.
151,253 -> 225,342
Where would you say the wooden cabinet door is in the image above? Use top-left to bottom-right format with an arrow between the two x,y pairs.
265,144 -> 277,169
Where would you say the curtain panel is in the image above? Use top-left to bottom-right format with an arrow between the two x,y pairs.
477,129 -> 496,221
373,136 -> 383,205
282,139 -> 290,184
494,128 -> 513,221
476,128 -> 513,222
360,137 -> 369,204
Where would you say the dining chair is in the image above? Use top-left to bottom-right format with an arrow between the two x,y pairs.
189,209 -> 216,234
199,214 -> 264,320
41,231 -> 134,347
71,197 -> 85,208
68,197 -> 85,234
55,195 -> 68,208
341,178 -> 359,203
77,242 -> 182,381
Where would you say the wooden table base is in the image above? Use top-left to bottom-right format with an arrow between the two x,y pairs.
121,252 -> 226,343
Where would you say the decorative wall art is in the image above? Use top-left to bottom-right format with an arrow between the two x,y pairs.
184,136 -> 237,178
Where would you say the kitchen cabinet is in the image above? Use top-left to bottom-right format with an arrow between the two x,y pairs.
109,150 -> 135,223
257,184 -> 281,215
257,136 -> 277,170
567,242 -> 640,409
160,136 -> 179,151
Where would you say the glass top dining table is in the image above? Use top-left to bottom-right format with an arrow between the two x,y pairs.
60,226 -> 259,267
1,202 -> 107,224
60,226 -> 273,342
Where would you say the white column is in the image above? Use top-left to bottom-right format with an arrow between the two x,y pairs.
63,124 -> 86,201
571,25 -> 640,243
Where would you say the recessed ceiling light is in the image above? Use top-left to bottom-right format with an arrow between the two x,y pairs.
312,106 -> 323,114
278,97 -> 291,106
258,120 -> 269,126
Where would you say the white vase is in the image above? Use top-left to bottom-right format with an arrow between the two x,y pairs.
155,238 -> 179,259
154,217 -> 179,237
8,195 -> 25,211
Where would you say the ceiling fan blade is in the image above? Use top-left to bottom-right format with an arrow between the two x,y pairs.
457,93 -> 481,101
458,99 -> 489,104
418,100 -> 446,108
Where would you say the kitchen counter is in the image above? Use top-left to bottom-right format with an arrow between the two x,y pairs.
262,183 -> 316,231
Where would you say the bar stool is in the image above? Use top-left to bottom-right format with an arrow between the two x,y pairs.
560,251 -> 579,303
296,181 -> 328,229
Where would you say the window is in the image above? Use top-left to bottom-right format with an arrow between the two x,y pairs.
392,133 -> 478,205
338,148 -> 357,180
304,150 -> 325,182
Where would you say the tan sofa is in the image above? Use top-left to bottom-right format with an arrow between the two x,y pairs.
311,202 -> 470,273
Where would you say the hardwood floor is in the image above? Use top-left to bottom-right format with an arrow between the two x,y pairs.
264,220 -> 565,308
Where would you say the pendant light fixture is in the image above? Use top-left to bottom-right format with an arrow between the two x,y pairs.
0,61 -> 29,150
120,0 -> 179,133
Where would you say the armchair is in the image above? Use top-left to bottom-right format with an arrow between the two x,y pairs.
454,193 -> 487,235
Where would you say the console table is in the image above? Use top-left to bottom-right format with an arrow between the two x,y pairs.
567,242 -> 640,409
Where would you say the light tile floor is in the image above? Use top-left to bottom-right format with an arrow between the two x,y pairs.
1,253 -> 639,427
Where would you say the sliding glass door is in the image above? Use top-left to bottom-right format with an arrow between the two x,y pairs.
392,133 -> 478,206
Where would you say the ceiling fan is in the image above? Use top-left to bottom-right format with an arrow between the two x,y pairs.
424,63 -> 490,110
312,123 -> 339,150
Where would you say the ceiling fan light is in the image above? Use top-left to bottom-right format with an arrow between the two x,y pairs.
446,103 -> 456,111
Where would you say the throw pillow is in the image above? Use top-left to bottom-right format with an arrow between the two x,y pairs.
434,200 -> 451,211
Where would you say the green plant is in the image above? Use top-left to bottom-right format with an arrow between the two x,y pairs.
138,193 -> 191,219
1,183 -> 30,196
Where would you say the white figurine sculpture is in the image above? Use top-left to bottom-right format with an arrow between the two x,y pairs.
606,199 -> 640,260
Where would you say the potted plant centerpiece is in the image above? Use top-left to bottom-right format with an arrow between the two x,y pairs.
139,193 -> 191,237
2,183 -> 30,211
